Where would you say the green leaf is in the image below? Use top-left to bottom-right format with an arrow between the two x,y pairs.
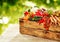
47,9 -> 53,15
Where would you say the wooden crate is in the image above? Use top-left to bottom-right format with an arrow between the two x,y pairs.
19,18 -> 60,41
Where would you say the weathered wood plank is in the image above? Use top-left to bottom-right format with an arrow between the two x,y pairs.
19,18 -> 60,41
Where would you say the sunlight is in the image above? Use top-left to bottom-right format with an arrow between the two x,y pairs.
24,1 -> 36,7
46,0 -> 50,4
2,17 -> 9,24
0,19 -> 3,24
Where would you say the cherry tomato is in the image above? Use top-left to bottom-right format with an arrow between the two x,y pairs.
38,19 -> 44,24
35,11 -> 43,17
24,11 -> 29,16
43,17 -> 51,30
31,14 -> 35,18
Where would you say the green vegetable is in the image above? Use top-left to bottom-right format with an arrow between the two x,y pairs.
29,16 -> 42,21
47,10 -> 53,15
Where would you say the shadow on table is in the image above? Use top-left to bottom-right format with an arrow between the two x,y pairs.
10,34 -> 59,42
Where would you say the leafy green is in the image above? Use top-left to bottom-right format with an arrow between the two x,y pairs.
29,16 -> 42,21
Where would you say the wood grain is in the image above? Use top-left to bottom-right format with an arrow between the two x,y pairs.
19,18 -> 60,41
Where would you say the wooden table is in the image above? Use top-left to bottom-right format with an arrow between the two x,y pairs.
0,24 -> 59,42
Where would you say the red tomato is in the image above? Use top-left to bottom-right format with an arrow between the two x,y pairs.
43,18 -> 51,30
31,14 -> 35,18
35,11 -> 43,17
24,11 -> 29,16
38,19 -> 44,24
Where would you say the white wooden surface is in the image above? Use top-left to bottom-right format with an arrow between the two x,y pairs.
0,24 -> 59,42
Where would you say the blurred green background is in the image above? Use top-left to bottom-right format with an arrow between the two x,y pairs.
0,0 -> 60,35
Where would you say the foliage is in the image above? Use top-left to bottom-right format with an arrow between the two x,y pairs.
0,0 -> 60,35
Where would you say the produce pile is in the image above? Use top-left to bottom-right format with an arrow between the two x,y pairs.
23,7 -> 60,30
